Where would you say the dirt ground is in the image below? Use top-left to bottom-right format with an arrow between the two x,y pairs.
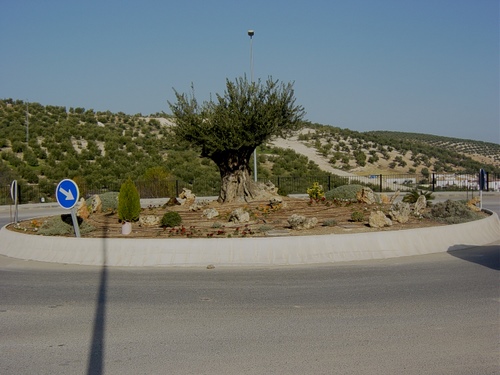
11,197 -> 486,239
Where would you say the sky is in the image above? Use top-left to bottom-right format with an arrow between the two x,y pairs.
1,0 -> 499,143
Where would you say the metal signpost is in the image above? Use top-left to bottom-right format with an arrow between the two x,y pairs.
56,179 -> 81,238
479,168 -> 486,210
10,180 -> 19,224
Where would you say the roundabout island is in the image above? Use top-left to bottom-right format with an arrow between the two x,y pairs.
1,194 -> 499,267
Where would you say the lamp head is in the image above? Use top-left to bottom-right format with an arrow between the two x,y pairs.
247,29 -> 254,37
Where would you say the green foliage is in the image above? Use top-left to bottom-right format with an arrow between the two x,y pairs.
364,130 -> 500,174
161,211 -> 182,227
168,76 -> 306,202
95,192 -> 119,212
118,178 -> 141,222
350,211 -> 364,222
322,219 -> 337,227
402,189 -> 434,205
258,224 -> 274,232
38,216 -> 95,236
169,76 -> 305,158
353,150 -> 366,167
430,200 -> 483,224
325,184 -> 364,202
306,182 -> 325,200
0,98 -> 499,198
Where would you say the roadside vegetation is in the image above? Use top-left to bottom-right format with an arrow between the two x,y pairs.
1,98 -> 498,203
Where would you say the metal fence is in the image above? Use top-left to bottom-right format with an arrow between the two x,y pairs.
1,172 -> 498,206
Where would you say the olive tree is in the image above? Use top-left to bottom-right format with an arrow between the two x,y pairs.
168,76 -> 305,203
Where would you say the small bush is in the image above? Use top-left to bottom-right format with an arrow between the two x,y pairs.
350,211 -> 364,222
211,221 -> 223,228
99,192 -> 119,211
307,182 -> 325,201
325,184 -> 364,202
38,216 -> 72,236
258,225 -> 274,232
403,189 -> 434,205
38,216 -> 95,236
430,200 -> 482,224
161,211 -> 182,227
322,219 -> 337,227
118,178 -> 141,222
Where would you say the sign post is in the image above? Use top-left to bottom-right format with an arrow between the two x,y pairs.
10,180 -> 19,224
479,169 -> 486,210
56,179 -> 81,238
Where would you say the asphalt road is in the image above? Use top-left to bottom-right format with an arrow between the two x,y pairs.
0,245 -> 499,374
0,193 -> 498,374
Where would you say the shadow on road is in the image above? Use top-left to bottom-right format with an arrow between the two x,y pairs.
447,244 -> 500,270
86,214 -> 111,375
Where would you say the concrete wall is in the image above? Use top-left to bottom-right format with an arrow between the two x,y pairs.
1,212 -> 499,267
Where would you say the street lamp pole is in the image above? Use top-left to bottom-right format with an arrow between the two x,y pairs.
248,29 -> 257,182
25,100 -> 29,144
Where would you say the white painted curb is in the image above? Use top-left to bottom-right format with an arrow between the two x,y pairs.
1,212 -> 499,267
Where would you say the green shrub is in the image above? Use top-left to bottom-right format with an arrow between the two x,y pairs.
161,211 -> 182,227
307,182 -> 325,201
99,192 -> 119,211
325,184 -> 364,201
403,189 -> 434,205
322,219 -> 337,227
350,211 -> 364,222
430,200 -> 482,224
86,192 -> 119,212
118,178 -> 141,222
258,225 -> 274,232
38,216 -> 95,236
38,216 -> 72,236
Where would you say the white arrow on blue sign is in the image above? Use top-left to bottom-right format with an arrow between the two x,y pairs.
56,179 -> 80,209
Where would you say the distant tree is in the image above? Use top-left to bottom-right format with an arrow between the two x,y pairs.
138,166 -> 172,198
353,150 -> 366,167
23,148 -> 38,167
169,76 -> 305,202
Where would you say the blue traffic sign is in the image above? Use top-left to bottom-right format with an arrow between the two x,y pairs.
479,169 -> 486,191
56,179 -> 80,209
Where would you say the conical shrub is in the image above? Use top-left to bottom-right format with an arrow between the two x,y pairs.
118,177 -> 141,222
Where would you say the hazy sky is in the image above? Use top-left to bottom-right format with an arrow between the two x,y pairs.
1,0 -> 498,143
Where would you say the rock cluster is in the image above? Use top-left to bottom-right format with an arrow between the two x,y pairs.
287,214 -> 318,230
368,211 -> 392,228
389,201 -> 411,223
369,195 -> 430,228
356,188 -> 378,204
229,208 -> 250,223
203,208 -> 220,219
139,215 -> 161,227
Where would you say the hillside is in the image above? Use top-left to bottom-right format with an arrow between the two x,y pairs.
1,99 -> 498,196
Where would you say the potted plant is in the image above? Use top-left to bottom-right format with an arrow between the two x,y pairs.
118,177 -> 141,235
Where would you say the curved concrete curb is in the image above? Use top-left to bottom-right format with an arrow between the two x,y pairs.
1,212 -> 499,267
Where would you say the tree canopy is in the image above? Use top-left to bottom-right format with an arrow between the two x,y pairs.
169,76 -> 305,158
168,76 -> 306,202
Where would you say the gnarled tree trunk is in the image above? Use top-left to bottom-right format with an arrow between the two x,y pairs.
212,147 -> 258,203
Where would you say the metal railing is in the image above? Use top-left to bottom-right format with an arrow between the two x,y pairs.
1,172 -> 498,206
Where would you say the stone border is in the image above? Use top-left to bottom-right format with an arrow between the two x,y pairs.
0,211 -> 499,267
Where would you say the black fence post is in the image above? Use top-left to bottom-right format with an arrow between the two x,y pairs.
175,180 -> 179,197
327,175 -> 331,191
432,173 -> 435,192
379,174 -> 382,192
